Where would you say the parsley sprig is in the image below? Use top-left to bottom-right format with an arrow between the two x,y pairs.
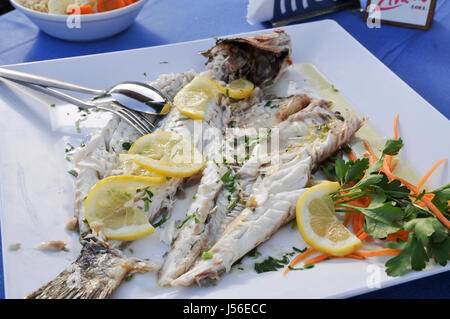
326,139 -> 449,276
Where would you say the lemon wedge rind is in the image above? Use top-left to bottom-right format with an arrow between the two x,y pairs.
296,181 -> 362,256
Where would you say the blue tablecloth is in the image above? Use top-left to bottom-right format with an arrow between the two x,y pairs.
0,0 -> 449,299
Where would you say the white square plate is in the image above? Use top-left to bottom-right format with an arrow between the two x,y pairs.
0,20 -> 448,299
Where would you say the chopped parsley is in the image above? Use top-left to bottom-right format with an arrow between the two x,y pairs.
145,190 -> 154,199
177,209 -> 200,229
202,251 -> 213,260
254,255 -> 290,274
153,212 -> 168,228
247,248 -> 261,259
144,199 -> 150,212
68,169 -> 78,177
91,93 -> 111,101
50,103 -> 55,108
226,199 -> 237,211
252,247 -> 307,274
74,119 -> 81,133
122,142 -> 133,151
65,143 -> 75,153
288,263 -> 315,271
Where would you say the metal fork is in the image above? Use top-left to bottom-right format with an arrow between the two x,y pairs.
8,79 -> 155,135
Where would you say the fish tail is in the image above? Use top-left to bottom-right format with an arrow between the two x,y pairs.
25,239 -> 155,299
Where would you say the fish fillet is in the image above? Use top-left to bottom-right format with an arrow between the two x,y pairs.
158,94 -> 311,285
172,99 -> 364,286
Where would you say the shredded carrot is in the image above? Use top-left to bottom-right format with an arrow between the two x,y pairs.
343,213 -> 351,227
284,248 -> 316,275
382,157 -> 420,194
353,213 -> 364,234
416,158 -> 448,189
352,213 -> 359,234
348,150 -> 358,162
393,114 -> 399,140
385,114 -> 400,170
342,253 -> 366,260
357,231 -> 369,241
354,249 -> 401,258
390,158 -> 399,171
363,139 -> 378,164
421,196 -> 450,229
304,253 -> 331,265
386,234 -> 408,242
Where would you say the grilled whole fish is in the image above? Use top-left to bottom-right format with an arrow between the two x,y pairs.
157,94 -> 311,286
26,30 -> 293,298
171,99 -> 364,286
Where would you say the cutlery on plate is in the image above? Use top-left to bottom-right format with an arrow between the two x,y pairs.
0,67 -> 172,116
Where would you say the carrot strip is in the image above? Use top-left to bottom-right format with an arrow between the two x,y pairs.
363,139 -> 378,164
357,231 -> 369,241
416,158 -> 448,189
342,253 -> 366,260
304,253 -> 331,265
390,158 -> 399,172
421,196 -> 450,229
343,213 -> 351,227
354,249 -> 401,257
352,213 -> 359,234
348,150 -> 358,162
284,248 -> 316,275
382,158 -> 420,194
393,114 -> 399,139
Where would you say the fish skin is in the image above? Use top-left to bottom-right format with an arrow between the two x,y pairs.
171,99 -> 364,286
25,239 -> 157,299
157,94 -> 311,286
201,30 -> 292,87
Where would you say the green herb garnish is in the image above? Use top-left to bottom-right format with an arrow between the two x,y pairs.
153,212 -> 168,228
68,169 -> 78,177
177,209 -> 200,229
202,251 -> 213,260
327,139 -> 449,276
122,142 -> 133,151
288,263 -> 315,271
254,255 -> 290,273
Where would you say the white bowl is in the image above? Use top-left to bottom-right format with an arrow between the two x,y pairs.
10,0 -> 148,41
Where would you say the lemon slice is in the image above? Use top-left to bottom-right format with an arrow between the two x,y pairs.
296,181 -> 362,256
85,175 -> 164,241
174,78 -> 219,120
220,79 -> 254,99
118,154 -> 163,177
126,131 -> 204,177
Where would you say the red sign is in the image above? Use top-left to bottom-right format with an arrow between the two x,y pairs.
365,0 -> 436,29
